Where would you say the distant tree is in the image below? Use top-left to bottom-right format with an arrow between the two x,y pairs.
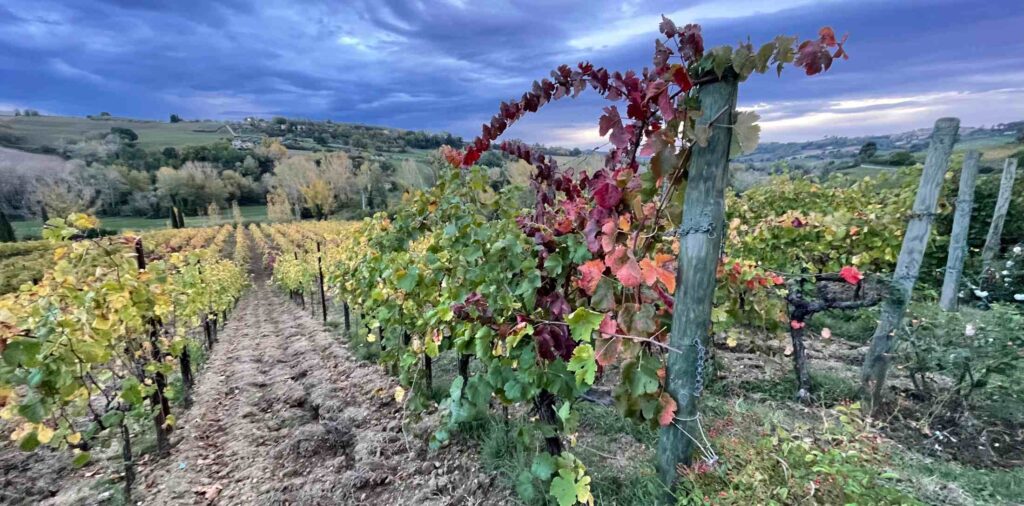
231,200 -> 243,224
256,139 -> 288,162
478,150 -> 505,168
0,210 -> 15,242
155,162 -> 227,214
272,116 -> 288,125
240,155 -> 260,177
169,114 -> 183,123
35,178 -> 97,218
162,147 -> 179,160
13,109 -> 20,117
99,112 -> 111,117
23,109 -> 40,117
300,179 -> 335,219
266,189 -> 293,222
110,127 -> 138,143
206,201 -> 221,220
887,151 -> 915,166
858,141 -> 878,162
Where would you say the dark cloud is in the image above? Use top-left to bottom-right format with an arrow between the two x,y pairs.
1,0 -> 1022,144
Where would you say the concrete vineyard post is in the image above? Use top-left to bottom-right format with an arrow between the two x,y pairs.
656,76 -> 737,497
939,150 -> 980,311
979,158 -> 1018,280
861,117 -> 958,409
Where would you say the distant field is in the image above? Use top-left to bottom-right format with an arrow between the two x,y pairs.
0,115 -> 231,150
10,205 -> 267,240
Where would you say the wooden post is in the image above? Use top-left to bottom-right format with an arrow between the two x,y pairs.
179,344 -> 193,408
317,242 -> 327,324
861,117 -> 958,409
939,151 -> 981,311
120,423 -> 135,501
133,239 -> 171,457
656,76 -> 737,494
343,302 -> 351,335
980,158 -> 1018,280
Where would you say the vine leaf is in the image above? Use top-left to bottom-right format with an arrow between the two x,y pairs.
595,315 -> 621,366
639,255 -> 676,293
730,111 -> 761,157
576,259 -> 605,295
658,392 -> 678,427
839,265 -> 863,285
550,473 -> 579,506
565,308 -> 604,343
568,344 -> 597,385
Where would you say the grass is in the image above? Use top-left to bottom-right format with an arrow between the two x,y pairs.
10,205 -> 268,240
806,306 -> 880,344
1,115 -> 230,151
731,370 -> 861,406
319,288 -> 1022,505
899,452 -> 1024,505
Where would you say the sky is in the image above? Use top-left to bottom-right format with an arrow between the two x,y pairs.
1,0 -> 1023,146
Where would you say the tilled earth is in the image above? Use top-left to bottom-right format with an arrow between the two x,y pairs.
2,275 -> 508,506
135,280 -> 507,505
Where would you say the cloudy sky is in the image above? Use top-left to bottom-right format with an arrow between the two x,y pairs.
2,0 -> 1022,146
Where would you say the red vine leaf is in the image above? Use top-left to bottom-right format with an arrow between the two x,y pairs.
671,65 -> 693,92
839,265 -> 863,285
578,259 -> 606,295
595,315 -> 621,366
658,392 -> 677,427
593,180 -> 623,209
640,254 -> 676,293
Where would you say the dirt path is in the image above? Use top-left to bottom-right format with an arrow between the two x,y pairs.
134,278 -> 505,505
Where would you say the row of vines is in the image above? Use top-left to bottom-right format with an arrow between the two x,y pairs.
0,217 -> 249,499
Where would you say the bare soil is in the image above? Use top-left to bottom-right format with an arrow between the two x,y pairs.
1,267 -> 509,505
133,279 -> 508,505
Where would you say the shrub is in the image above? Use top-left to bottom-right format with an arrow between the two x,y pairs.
899,303 -> 1024,405
677,404 -> 919,505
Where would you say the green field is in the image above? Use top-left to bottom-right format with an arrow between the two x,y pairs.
10,205 -> 267,240
0,115 -> 231,150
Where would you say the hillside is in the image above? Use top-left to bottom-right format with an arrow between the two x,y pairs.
0,114 -> 463,155
0,115 -> 230,151
735,121 -> 1023,172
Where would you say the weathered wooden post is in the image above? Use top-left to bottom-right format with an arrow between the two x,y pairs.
317,242 -> 327,324
980,158 -> 1018,279
939,151 -> 980,311
861,117 -> 958,409
656,76 -> 737,495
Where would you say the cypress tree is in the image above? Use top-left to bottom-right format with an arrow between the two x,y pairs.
0,210 -> 16,242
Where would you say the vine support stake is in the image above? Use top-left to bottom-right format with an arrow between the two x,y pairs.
979,157 -> 1018,281
317,241 -> 327,324
939,150 -> 980,311
861,117 -> 958,410
133,238 -> 171,458
656,75 -> 737,498
343,301 -> 351,335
